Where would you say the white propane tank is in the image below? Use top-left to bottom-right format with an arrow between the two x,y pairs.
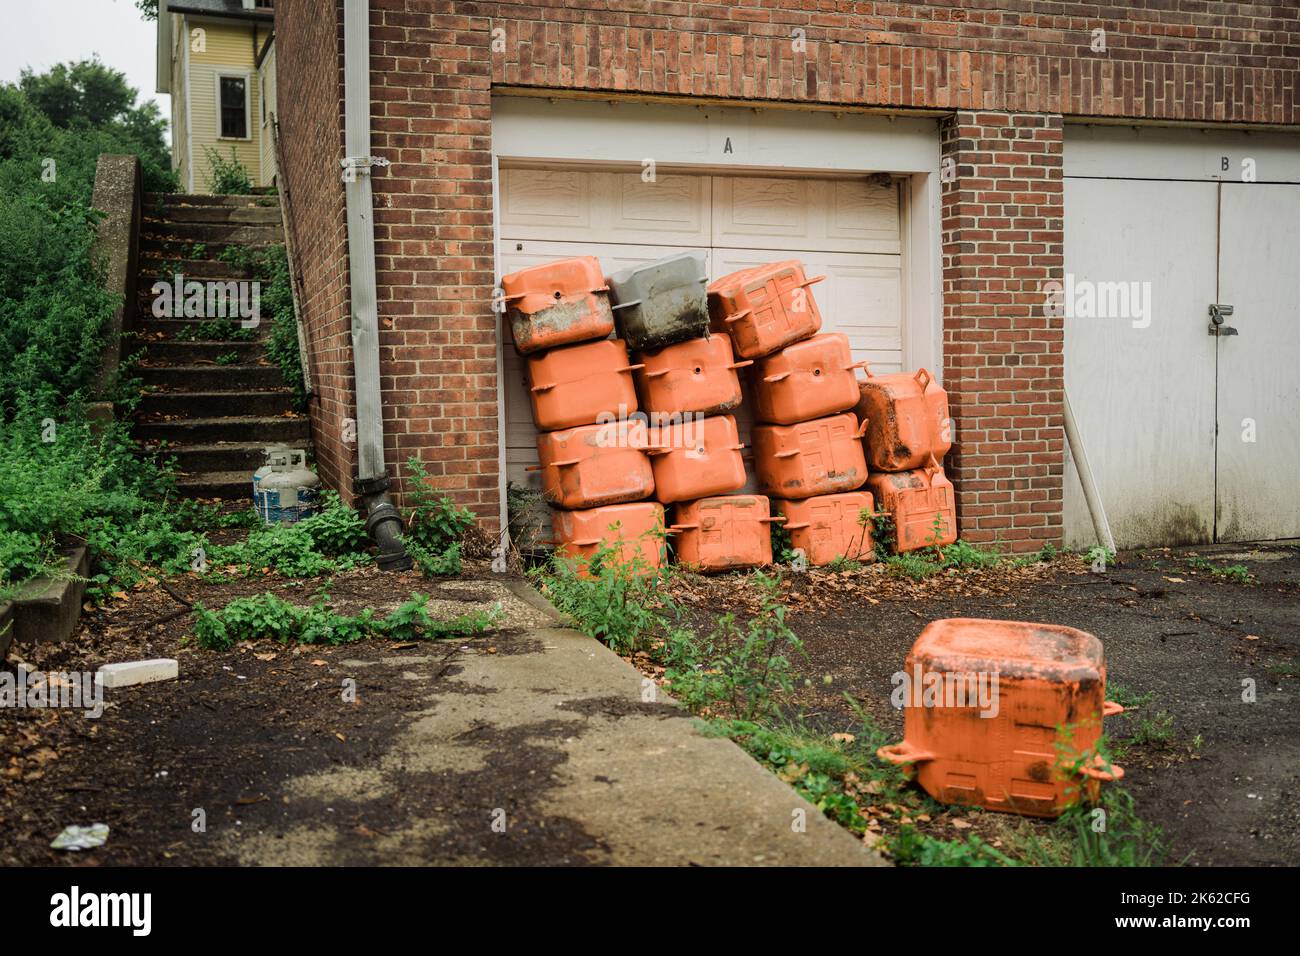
252,443 -> 290,503
254,448 -> 320,524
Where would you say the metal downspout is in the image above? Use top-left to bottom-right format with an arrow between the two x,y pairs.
342,0 -> 410,571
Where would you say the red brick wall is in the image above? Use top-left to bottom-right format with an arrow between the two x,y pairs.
274,0 -> 355,503
275,1 -> 1298,548
941,111 -> 1064,550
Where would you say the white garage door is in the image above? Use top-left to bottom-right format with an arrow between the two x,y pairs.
1063,128 -> 1300,548
498,166 -> 905,497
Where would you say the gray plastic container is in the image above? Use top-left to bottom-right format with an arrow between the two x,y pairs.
606,251 -> 709,351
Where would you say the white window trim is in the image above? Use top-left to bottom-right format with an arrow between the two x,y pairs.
214,70 -> 253,142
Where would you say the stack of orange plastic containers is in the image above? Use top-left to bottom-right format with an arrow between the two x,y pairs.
501,256 -> 664,574
856,367 -> 957,553
708,263 -> 875,567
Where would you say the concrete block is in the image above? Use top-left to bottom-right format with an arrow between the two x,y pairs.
96,659 -> 179,689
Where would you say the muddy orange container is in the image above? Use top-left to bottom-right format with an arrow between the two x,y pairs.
525,338 -> 641,431
499,256 -> 615,355
633,335 -> 752,417
751,412 -> 869,500
552,502 -> 665,577
532,420 -> 654,510
647,414 -> 746,505
752,332 -> 864,425
864,461 -> 957,553
707,260 -> 825,359
855,367 -> 952,472
669,495 -> 779,573
774,491 -> 876,566
877,618 -> 1126,818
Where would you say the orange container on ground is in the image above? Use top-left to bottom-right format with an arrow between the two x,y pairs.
552,502 -> 665,577
632,335 -> 752,417
532,420 -> 654,509
647,414 -> 746,505
670,495 -> 779,573
751,332 -> 864,425
707,260 -> 825,359
864,461 -> 956,553
877,618 -> 1126,818
855,367 -> 952,472
774,491 -> 876,566
525,338 -> 641,430
751,412 -> 869,500
499,256 -> 615,355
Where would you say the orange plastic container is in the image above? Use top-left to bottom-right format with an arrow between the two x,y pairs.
669,495 -> 779,573
864,461 -> 957,553
552,502 -> 665,577
633,335 -> 752,416
707,260 -> 825,359
532,420 -> 654,510
525,338 -> 641,431
752,333 -> 864,425
877,618 -> 1126,818
499,256 -> 615,355
647,414 -> 746,505
751,412 -> 869,500
774,491 -> 876,566
855,367 -> 952,472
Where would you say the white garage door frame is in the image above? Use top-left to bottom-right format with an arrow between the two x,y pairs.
1063,122 -> 1300,548
490,95 -> 944,534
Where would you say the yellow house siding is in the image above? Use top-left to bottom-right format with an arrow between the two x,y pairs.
185,16 -> 263,192
258,43 -> 278,186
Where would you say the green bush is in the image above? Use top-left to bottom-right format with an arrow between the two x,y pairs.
204,146 -> 253,195
404,456 -> 477,553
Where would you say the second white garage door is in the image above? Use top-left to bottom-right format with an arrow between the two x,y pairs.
498,165 -> 906,495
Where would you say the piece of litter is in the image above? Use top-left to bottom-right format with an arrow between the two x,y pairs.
96,659 -> 178,689
50,823 -> 109,851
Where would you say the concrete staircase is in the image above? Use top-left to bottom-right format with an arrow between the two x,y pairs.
133,193 -> 309,499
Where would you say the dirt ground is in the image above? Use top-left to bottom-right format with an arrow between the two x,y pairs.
2,543 -> 1296,867
666,542 -> 1300,866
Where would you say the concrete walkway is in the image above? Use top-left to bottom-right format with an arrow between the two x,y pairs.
227,582 -> 884,866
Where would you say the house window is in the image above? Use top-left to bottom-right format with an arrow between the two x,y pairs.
219,75 -> 248,139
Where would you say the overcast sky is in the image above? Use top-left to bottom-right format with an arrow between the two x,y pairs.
0,0 -> 169,117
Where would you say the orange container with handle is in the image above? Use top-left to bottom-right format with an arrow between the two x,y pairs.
532,420 -> 654,510
751,412 -> 869,500
552,502 -> 665,577
855,366 -> 952,472
751,332 -> 864,424
864,459 -> 957,553
707,260 -> 825,359
499,256 -> 615,355
774,491 -> 876,567
525,338 -> 642,430
647,414 -> 746,505
877,618 -> 1126,818
669,495 -> 780,573
632,335 -> 752,417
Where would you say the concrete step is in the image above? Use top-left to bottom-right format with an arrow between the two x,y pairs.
164,440 -> 281,474
139,364 -> 284,391
139,389 -> 296,418
136,317 -> 266,340
176,470 -> 257,500
135,415 -> 310,444
140,340 -> 265,364
144,205 -> 281,225
146,192 -> 274,207
140,221 -> 283,246
141,238 -> 278,261
137,258 -> 255,281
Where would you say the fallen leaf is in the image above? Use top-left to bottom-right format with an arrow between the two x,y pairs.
832,732 -> 855,744
310,659 -> 328,666
951,818 -> 972,829
335,732 -> 346,742
1163,576 -> 1185,584
1243,635 -> 1260,641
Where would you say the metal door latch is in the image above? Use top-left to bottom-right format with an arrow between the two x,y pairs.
1209,303 -> 1238,336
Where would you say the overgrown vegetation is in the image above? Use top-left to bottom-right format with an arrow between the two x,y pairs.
192,590 -> 501,650
402,456 -> 478,578
204,146 -> 253,195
